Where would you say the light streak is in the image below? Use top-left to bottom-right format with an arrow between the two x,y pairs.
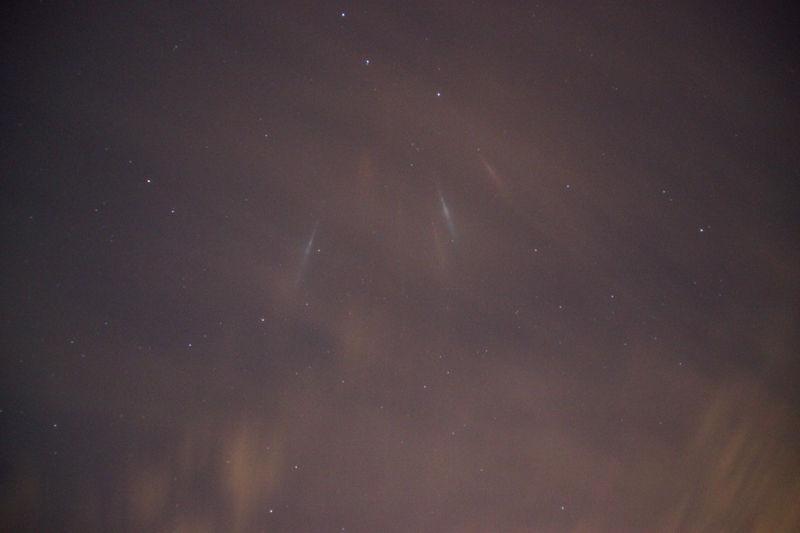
297,219 -> 319,282
437,185 -> 457,244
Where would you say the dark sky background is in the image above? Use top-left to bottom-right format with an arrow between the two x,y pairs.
2,1 -> 799,531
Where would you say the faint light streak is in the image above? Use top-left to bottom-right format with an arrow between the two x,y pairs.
436,184 -> 456,244
297,219 -> 319,282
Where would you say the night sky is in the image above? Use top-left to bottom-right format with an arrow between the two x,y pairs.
2,2 -> 799,531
